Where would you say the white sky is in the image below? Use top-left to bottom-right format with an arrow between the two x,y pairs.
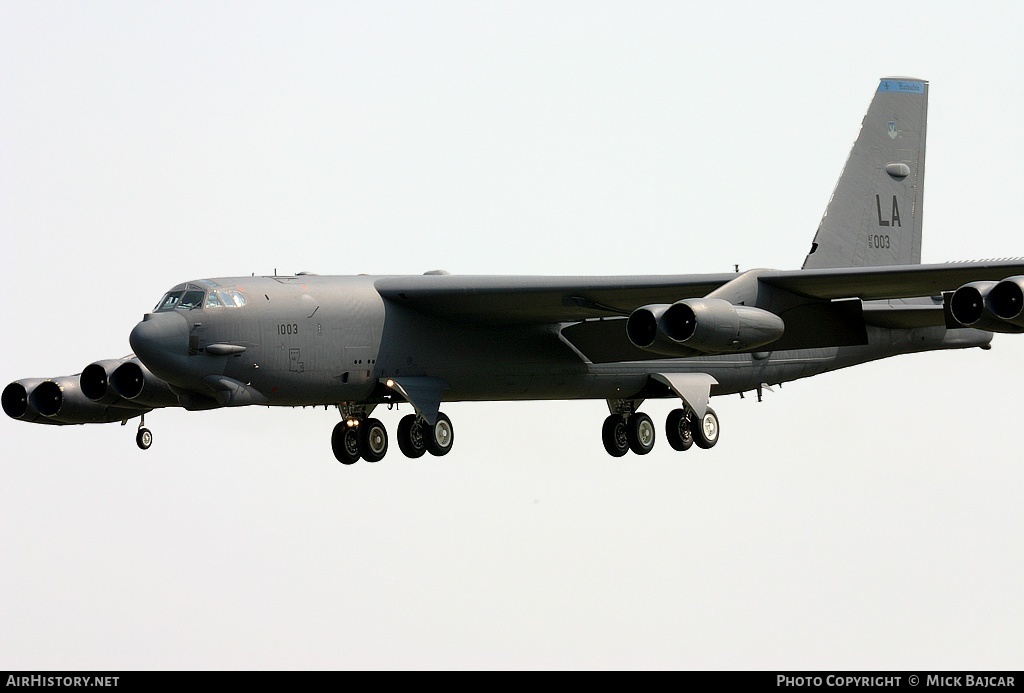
2,0 -> 1022,670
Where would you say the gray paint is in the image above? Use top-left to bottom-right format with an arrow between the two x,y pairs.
3,77 -> 1020,460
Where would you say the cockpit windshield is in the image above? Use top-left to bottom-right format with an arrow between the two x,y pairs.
154,286 -> 247,312
178,290 -> 205,310
155,291 -> 183,311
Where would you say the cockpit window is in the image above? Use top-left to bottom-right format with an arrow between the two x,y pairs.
217,290 -> 247,308
154,286 -> 246,311
155,291 -> 184,311
178,290 -> 205,310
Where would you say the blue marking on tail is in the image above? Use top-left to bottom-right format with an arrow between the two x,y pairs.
877,80 -> 925,93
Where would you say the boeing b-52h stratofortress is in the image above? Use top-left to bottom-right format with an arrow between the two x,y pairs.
6,77 -> 1024,462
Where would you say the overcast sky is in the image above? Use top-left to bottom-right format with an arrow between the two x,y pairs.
2,1 -> 1022,670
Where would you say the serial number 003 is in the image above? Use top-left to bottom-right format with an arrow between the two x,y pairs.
868,234 -> 891,249
277,323 -> 299,335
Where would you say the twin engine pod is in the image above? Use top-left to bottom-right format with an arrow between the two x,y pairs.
2,375 -> 143,425
626,298 -> 785,356
80,358 -> 178,408
2,357 -> 176,425
948,275 -> 1024,333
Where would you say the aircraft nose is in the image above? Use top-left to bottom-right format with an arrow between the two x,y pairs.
129,311 -> 190,381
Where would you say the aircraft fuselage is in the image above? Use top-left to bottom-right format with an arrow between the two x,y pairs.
5,78 -> 1014,462
128,274 -> 991,412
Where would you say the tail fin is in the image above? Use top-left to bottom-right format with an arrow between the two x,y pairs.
802,77 -> 928,269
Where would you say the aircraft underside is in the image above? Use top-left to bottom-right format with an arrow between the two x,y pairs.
317,323 -> 992,463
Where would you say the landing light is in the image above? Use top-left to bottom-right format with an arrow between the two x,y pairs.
385,379 -> 395,388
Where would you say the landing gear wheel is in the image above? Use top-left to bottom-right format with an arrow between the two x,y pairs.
425,412 -> 454,456
693,407 -> 720,449
602,415 -> 629,457
136,427 -> 153,450
332,422 -> 361,465
360,418 -> 388,462
665,409 -> 694,451
627,412 -> 656,455
397,414 -> 427,459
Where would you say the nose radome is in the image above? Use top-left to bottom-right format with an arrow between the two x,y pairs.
129,311 -> 189,379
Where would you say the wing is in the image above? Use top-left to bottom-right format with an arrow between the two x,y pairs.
375,273 -> 739,324
761,259 -> 1024,300
375,260 -> 1024,363
377,260 -> 1024,321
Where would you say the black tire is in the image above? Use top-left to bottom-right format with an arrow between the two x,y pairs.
627,412 -> 656,455
665,408 -> 694,451
425,412 -> 454,456
136,427 -> 153,450
397,414 -> 427,458
332,421 -> 360,465
601,415 -> 629,457
692,407 -> 720,449
359,418 -> 388,462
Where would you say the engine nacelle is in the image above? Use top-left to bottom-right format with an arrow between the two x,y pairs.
110,359 -> 180,407
949,278 -> 1024,333
987,275 -> 1024,325
25,375 -> 147,425
626,298 -> 784,356
626,304 -> 678,354
3,379 -> 62,424
81,359 -> 131,404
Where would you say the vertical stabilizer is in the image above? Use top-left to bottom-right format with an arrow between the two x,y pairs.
802,77 -> 928,269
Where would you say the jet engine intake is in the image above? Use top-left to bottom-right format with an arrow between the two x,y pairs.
949,277 -> 1024,333
110,360 -> 180,407
626,298 -> 784,356
987,276 -> 1024,325
3,379 -> 59,424
21,375 -> 147,425
81,359 -> 132,404
625,304 -> 670,351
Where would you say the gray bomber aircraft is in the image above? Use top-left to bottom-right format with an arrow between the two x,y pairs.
6,77 -> 1024,462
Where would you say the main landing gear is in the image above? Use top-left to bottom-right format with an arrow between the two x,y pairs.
331,410 -> 454,465
602,405 -> 719,457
